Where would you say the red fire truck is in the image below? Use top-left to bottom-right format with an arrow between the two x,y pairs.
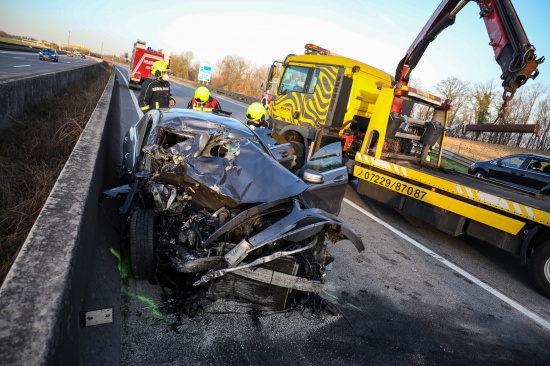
128,40 -> 171,89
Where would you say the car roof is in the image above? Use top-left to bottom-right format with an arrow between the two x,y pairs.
501,153 -> 550,160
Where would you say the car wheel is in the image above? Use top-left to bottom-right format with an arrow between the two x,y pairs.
128,209 -> 156,280
529,240 -> 550,298
472,170 -> 486,178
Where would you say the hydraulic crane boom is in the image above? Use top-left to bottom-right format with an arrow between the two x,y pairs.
395,0 -> 544,125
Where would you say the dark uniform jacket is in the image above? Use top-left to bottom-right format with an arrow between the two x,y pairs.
138,78 -> 174,112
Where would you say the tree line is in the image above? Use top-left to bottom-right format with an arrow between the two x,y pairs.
168,53 -> 269,100
425,77 -> 550,150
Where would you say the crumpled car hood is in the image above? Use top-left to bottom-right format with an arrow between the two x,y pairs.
144,129 -> 308,204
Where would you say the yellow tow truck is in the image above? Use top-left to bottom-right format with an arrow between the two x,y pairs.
265,0 -> 550,297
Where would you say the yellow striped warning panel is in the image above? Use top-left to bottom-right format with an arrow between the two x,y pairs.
354,153 -> 550,228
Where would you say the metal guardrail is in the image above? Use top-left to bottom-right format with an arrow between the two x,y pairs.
433,146 -> 476,166
172,77 -> 260,104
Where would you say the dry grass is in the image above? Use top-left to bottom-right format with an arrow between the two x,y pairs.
443,136 -> 550,162
0,62 -> 112,284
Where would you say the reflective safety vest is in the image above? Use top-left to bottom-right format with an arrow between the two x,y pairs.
188,97 -> 220,112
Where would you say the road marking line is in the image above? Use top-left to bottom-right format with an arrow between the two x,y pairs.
13,65 -> 31,67
116,66 -> 142,115
343,197 -> 550,332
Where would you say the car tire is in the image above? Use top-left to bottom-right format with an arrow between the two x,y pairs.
128,209 -> 156,280
472,170 -> 486,178
529,240 -> 550,299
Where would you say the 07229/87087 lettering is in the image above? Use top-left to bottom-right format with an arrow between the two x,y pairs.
355,167 -> 427,200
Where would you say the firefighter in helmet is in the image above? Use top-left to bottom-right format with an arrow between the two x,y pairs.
245,102 -> 268,129
138,60 -> 175,113
187,86 -> 222,112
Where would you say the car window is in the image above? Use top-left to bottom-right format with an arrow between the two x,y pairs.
531,159 -> 550,174
499,156 -> 527,169
302,142 -> 343,173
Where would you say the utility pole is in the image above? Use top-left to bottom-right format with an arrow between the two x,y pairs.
101,42 -> 103,59
68,31 -> 70,46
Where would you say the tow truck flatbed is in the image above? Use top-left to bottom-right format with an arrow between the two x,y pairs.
355,153 -> 550,230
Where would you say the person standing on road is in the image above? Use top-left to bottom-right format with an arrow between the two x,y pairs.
138,60 -> 175,113
187,86 -> 222,112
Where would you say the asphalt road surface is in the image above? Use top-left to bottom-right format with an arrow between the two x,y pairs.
111,65 -> 550,365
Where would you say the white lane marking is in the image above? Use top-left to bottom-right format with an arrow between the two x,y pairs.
13,65 -> 31,67
343,197 -> 550,332
116,66 -> 142,116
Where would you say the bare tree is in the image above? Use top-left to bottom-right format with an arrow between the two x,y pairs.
468,80 -> 497,141
188,61 -> 200,81
526,94 -> 550,150
434,77 -> 471,132
214,55 -> 246,90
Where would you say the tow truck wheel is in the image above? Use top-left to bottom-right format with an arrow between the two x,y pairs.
529,240 -> 550,298
472,170 -> 486,178
128,209 -> 156,280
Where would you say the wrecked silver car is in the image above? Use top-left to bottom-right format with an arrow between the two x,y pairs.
106,108 -> 364,310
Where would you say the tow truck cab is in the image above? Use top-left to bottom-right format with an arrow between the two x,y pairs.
267,44 -> 395,161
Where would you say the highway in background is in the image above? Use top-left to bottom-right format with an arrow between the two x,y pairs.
111,65 -> 550,365
0,50 -> 96,81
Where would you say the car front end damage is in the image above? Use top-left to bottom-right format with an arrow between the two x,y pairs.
105,112 -> 364,310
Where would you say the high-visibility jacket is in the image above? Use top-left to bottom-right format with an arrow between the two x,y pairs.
187,97 -> 222,112
138,78 -> 175,112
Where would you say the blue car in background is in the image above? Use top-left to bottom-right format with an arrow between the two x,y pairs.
38,48 -> 58,62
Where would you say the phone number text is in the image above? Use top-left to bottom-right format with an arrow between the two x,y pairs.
356,167 -> 427,200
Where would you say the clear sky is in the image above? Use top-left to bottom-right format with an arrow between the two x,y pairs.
2,0 -> 549,91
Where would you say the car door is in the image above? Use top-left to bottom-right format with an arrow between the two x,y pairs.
299,142 -> 348,215
522,157 -> 550,191
121,111 -> 158,177
489,155 -> 529,187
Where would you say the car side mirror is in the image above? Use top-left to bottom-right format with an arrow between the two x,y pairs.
302,169 -> 323,184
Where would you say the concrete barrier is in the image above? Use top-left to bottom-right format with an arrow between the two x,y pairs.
0,69 -> 124,365
0,65 -> 260,365
0,62 -> 106,132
